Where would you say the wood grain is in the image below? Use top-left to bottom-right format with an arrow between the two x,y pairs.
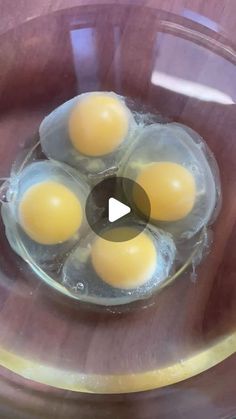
0,1 -> 235,418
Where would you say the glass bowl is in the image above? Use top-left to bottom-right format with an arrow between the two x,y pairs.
0,1 -> 235,418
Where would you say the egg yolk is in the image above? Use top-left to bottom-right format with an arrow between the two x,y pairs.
68,93 -> 129,157
19,181 -> 83,245
135,162 -> 196,222
91,227 -> 157,289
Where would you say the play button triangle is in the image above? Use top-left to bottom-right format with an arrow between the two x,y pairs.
108,197 -> 131,222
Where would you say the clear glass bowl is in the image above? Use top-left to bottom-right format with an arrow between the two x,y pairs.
0,2 -> 235,418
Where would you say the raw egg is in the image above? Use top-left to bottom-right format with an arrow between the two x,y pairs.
19,181 -> 83,245
121,123 -> 219,239
135,162 -> 196,222
91,227 -> 157,289
1,160 -> 89,266
69,93 -> 129,157
40,92 -> 136,177
62,223 -> 176,306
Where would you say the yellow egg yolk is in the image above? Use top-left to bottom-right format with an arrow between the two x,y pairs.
19,181 -> 83,245
68,93 -> 129,157
135,162 -> 196,222
91,227 -> 157,289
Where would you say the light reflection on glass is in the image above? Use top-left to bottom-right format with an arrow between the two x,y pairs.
113,25 -> 122,92
182,9 -> 219,32
70,27 -> 100,92
151,71 -> 234,104
152,33 -> 235,104
70,24 -> 123,94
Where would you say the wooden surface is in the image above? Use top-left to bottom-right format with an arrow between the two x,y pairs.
1,0 -> 236,42
0,1 -> 236,418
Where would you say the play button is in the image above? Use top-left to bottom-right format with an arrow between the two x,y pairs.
85,176 -> 151,241
108,198 -> 131,222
